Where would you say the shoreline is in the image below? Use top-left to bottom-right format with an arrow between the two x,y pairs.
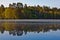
0,19 -> 60,22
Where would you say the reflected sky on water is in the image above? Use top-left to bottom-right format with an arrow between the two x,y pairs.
0,21 -> 60,40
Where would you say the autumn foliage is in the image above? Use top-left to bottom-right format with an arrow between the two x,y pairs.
0,3 -> 60,19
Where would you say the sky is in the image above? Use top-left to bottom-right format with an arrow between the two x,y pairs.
0,0 -> 60,8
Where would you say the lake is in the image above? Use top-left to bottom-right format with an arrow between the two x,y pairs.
0,21 -> 60,40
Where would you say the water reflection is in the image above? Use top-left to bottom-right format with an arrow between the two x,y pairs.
0,21 -> 60,36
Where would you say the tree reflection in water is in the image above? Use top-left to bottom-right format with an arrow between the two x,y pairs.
0,21 -> 60,36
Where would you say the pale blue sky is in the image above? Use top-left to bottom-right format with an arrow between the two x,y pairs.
0,0 -> 60,8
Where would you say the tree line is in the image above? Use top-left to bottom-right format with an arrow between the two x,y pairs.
0,2 -> 60,19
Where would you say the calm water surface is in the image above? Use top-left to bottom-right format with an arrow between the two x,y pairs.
0,21 -> 60,40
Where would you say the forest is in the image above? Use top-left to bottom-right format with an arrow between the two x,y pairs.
0,2 -> 60,19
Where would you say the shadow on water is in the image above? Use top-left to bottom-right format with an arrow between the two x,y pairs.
0,21 -> 60,36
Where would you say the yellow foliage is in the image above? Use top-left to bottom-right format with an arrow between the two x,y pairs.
1,21 -> 17,31
3,8 -> 17,19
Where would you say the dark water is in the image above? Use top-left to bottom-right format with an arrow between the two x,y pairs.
0,21 -> 60,40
